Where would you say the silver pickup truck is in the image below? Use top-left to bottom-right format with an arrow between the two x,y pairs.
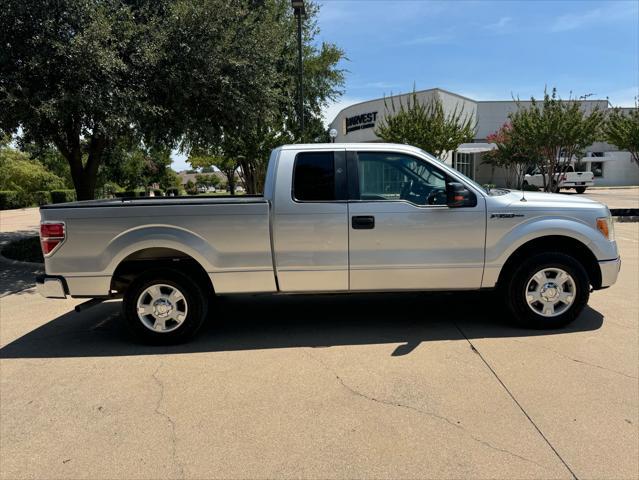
37,143 -> 620,343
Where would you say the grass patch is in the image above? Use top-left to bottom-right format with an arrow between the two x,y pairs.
1,237 -> 44,263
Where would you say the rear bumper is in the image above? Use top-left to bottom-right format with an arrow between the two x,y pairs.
36,274 -> 67,298
598,257 -> 621,288
561,182 -> 594,188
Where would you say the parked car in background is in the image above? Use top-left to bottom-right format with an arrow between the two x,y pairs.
523,165 -> 594,193
37,144 -> 619,344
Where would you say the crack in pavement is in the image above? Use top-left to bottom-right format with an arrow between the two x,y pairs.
302,349 -> 551,472
510,338 -> 638,380
452,323 -> 579,480
152,361 -> 185,479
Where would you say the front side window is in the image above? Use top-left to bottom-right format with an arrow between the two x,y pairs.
293,152 -> 335,201
356,152 -> 448,206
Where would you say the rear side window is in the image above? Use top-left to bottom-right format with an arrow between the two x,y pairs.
293,152 -> 335,201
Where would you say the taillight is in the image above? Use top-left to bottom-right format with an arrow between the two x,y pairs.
40,222 -> 65,255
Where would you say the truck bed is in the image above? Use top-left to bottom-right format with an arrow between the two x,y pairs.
39,196 -> 276,296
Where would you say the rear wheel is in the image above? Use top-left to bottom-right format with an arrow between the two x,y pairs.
575,187 -> 587,194
505,252 -> 589,329
122,269 -> 208,344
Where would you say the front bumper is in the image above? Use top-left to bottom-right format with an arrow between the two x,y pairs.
36,275 -> 67,298
598,257 -> 621,288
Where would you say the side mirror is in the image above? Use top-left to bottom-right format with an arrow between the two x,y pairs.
446,182 -> 475,208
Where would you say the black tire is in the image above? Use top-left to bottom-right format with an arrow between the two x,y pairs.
122,268 -> 208,344
575,187 -> 587,194
505,252 -> 589,329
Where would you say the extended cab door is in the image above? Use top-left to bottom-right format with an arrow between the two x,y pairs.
271,148 -> 349,292
347,150 -> 486,291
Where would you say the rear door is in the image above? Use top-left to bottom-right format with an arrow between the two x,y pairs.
347,150 -> 486,291
271,149 -> 349,292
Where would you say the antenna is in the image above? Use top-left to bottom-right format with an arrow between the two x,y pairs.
520,185 -> 527,202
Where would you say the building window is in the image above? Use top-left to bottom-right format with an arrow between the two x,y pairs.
591,161 -> 604,178
453,152 -> 474,179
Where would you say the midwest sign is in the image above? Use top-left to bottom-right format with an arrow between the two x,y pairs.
345,111 -> 378,134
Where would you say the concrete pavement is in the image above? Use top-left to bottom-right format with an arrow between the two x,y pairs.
0,224 -> 637,479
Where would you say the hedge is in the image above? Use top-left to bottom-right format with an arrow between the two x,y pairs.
33,191 -> 51,206
0,191 -> 21,209
50,190 -> 77,204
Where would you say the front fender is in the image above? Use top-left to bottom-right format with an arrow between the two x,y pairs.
483,216 -> 618,287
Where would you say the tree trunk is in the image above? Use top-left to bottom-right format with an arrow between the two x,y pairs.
225,169 -> 236,195
56,132 -> 105,201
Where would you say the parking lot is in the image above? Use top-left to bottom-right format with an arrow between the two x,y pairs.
1,192 -> 638,479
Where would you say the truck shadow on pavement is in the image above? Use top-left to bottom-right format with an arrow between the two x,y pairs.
0,291 -> 604,359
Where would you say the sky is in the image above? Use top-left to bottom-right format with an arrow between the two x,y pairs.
318,0 -> 639,124
172,0 -> 639,171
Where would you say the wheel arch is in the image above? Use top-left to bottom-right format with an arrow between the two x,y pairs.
110,247 -> 214,296
497,235 -> 602,289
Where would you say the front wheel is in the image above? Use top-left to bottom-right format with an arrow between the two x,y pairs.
575,187 -> 587,194
505,252 -> 589,329
122,268 -> 208,344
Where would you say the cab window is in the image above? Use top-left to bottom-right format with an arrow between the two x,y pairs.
293,152 -> 335,201
356,152 -> 448,206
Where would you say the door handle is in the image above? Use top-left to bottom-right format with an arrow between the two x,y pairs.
352,215 -> 375,229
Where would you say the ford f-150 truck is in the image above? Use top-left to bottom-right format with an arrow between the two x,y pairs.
523,165 -> 595,193
37,144 -> 620,343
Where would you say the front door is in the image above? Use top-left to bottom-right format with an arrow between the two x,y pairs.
347,151 -> 486,291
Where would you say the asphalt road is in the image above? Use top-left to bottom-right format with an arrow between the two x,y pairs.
1,221 -> 638,479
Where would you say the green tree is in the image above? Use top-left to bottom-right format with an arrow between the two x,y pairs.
375,91 -> 476,159
508,89 -> 605,192
0,145 -> 65,193
184,180 -> 197,195
186,1 -> 345,194
195,173 -> 220,191
604,105 -> 639,167
189,153 -> 238,195
0,0 -> 303,199
484,123 -> 537,189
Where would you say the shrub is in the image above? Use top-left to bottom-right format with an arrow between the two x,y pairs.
0,148 -> 65,192
522,183 -> 540,192
0,190 -> 21,209
50,190 -> 77,204
114,191 -> 138,198
153,189 -> 163,196
33,191 -> 51,206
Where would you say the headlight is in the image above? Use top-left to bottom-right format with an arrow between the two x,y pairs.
596,215 -> 615,241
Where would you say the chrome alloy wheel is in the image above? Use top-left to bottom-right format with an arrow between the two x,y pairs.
136,284 -> 188,333
525,268 -> 576,318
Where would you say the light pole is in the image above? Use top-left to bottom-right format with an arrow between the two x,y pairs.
291,0 -> 305,141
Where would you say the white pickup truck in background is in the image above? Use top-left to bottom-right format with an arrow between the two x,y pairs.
37,144 -> 619,344
523,165 -> 594,193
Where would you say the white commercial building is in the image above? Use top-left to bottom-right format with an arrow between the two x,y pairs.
328,88 -> 639,187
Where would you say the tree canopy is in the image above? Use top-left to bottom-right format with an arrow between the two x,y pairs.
507,89 -> 604,191
604,106 -> 639,167
375,91 -> 476,159
0,0 -> 344,199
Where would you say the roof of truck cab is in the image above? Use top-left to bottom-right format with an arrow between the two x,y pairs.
279,143 -> 425,152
